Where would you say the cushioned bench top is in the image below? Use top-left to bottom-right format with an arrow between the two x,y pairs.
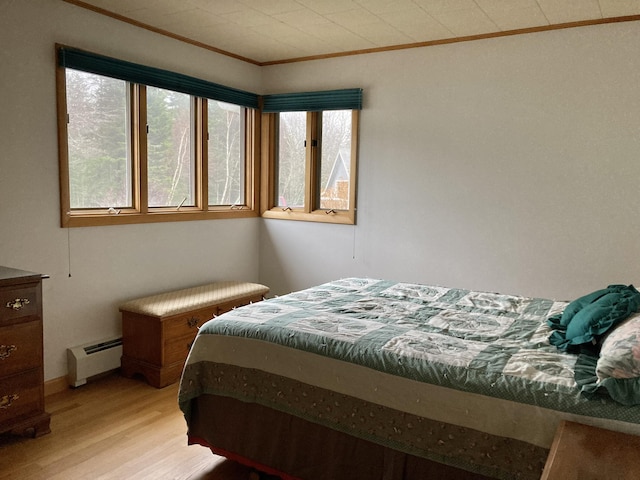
119,281 -> 269,318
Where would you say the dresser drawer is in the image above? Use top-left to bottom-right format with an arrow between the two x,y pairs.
0,284 -> 39,325
0,369 -> 42,426
0,321 -> 42,377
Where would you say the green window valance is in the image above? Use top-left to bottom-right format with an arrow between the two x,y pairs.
262,88 -> 363,112
58,46 -> 363,113
58,46 -> 260,109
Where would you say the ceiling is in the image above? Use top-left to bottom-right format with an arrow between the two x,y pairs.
67,0 -> 640,65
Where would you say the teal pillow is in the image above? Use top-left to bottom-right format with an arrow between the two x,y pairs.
549,287 -> 614,328
548,285 -> 640,352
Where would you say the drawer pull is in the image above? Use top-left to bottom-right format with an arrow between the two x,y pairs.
0,394 -> 19,409
0,344 -> 17,360
6,298 -> 30,310
187,317 -> 199,328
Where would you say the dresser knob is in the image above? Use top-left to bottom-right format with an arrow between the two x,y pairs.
6,298 -> 30,310
0,345 -> 17,360
0,394 -> 19,409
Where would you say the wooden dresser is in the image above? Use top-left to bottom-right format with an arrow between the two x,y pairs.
0,266 -> 51,437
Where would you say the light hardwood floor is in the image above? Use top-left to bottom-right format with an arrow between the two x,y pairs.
0,373 -> 257,480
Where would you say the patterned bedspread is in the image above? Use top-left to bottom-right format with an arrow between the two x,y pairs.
179,278 -> 640,478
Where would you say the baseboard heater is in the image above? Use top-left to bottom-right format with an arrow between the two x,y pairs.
67,337 -> 123,387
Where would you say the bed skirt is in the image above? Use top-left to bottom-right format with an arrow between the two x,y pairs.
186,391 -> 547,480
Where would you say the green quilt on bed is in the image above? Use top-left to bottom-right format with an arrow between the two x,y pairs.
189,278 -> 639,421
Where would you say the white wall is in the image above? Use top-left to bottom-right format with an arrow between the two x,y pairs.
0,0 -> 263,380
260,22 -> 640,301
4,0 -> 640,382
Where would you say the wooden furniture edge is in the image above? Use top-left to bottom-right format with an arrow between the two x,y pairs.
540,420 -> 567,480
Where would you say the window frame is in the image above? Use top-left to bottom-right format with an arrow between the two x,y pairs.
260,109 -> 359,225
56,46 -> 259,228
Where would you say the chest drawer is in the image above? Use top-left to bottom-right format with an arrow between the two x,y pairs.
164,334 -> 196,365
0,321 -> 42,377
0,285 -> 39,325
163,306 -> 217,340
0,369 -> 42,426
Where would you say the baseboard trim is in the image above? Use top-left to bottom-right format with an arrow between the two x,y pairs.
45,376 -> 69,396
45,369 -> 125,396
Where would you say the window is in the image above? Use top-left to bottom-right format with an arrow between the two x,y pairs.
207,100 -> 245,206
57,46 -> 362,227
261,89 -> 361,224
56,46 -> 259,227
65,70 -> 131,210
276,111 -> 306,208
146,87 -> 194,208
319,110 -> 353,211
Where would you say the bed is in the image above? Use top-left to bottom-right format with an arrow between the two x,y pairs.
178,278 -> 640,480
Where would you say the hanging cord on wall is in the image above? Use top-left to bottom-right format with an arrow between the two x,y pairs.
67,226 -> 72,277
352,224 -> 357,260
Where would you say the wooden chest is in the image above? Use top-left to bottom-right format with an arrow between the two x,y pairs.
120,281 -> 269,388
0,266 -> 51,437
